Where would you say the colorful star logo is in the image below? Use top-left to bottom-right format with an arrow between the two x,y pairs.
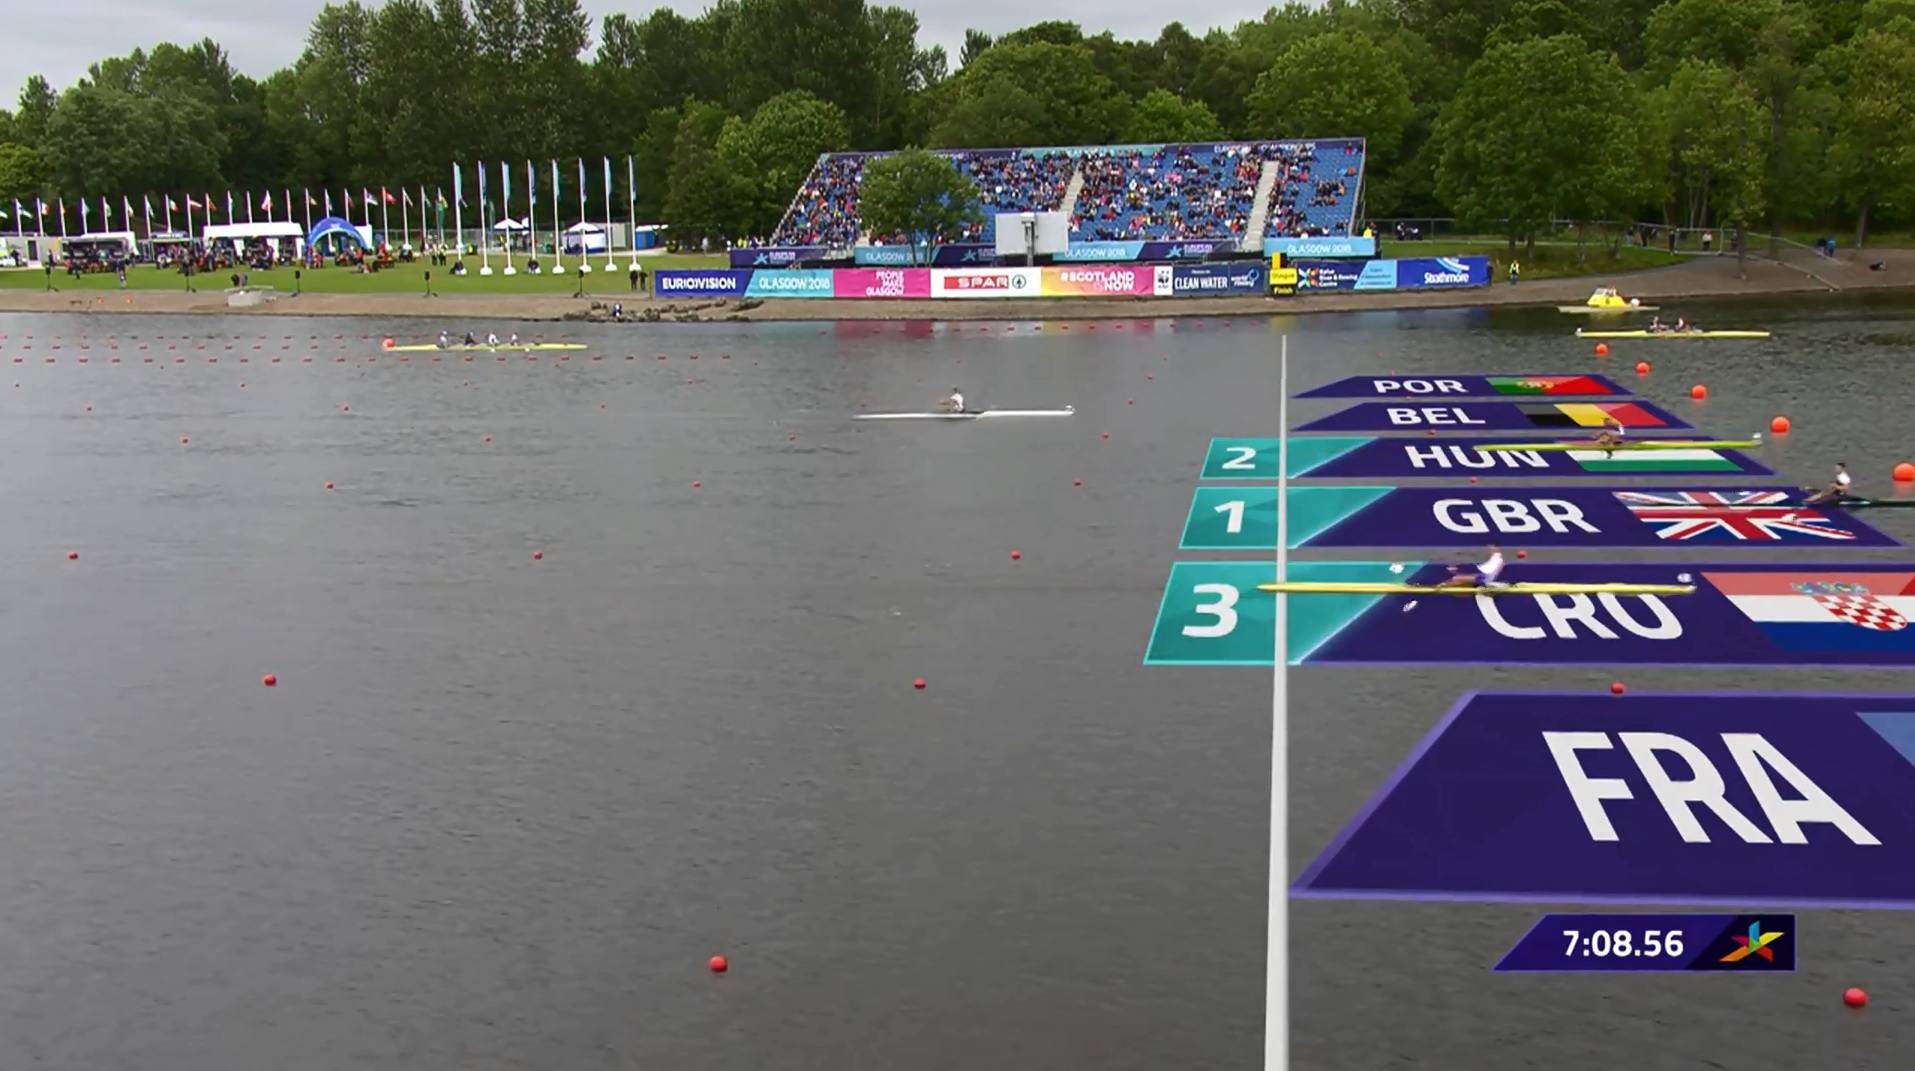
1720,921 -> 1784,964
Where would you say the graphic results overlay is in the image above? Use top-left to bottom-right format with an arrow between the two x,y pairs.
1291,693 -> 1915,908
1178,486 -> 1895,550
1199,437 -> 1772,480
1494,914 -> 1796,972
1147,562 -> 1915,667
1294,401 -> 1692,433
1296,375 -> 1632,399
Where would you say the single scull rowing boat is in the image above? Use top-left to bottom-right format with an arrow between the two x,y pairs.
1257,581 -> 1697,596
854,407 -> 1075,421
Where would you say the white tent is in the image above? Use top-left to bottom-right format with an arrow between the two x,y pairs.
564,221 -> 607,253
492,217 -> 529,232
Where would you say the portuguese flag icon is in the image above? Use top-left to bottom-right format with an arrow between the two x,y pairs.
1488,375 -> 1615,396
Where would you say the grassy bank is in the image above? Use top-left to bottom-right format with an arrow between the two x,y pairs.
0,253 -> 729,296
1382,238 -> 1685,280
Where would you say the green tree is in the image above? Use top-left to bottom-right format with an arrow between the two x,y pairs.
1653,61 -> 1767,236
715,90 -> 850,238
1123,89 -> 1224,142
1644,0 -> 1790,74
725,0 -> 876,139
631,105 -> 680,220
1434,34 -> 1644,255
929,42 -> 1127,147
959,29 -> 994,67
1247,32 -> 1414,159
1822,17 -> 1915,245
0,143 -> 47,205
858,148 -> 982,260
15,75 -> 56,143
661,99 -> 734,244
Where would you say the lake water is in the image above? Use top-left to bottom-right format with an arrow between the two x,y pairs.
0,296 -> 1911,1069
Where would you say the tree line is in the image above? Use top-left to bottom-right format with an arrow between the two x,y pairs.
1,0 -> 1913,248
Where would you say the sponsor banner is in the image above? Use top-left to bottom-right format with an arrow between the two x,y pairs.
1495,914 -> 1795,971
1146,560 -> 1915,667
832,267 -> 932,299
1292,258 -> 1397,291
1397,255 -> 1491,289
1295,691 -> 1915,908
1200,436 -> 1771,480
1039,265 -> 1162,297
729,246 -> 824,268
930,266 -> 1041,299
1263,236 -> 1377,258
855,243 -> 995,267
743,269 -> 834,298
1298,374 -> 1632,399
1178,485 -> 1895,550
1170,263 -> 1268,296
1296,400 -> 1692,433
655,268 -> 753,298
1053,239 -> 1238,262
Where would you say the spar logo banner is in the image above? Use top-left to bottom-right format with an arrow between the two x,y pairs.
1294,692 -> 1915,908
1296,400 -> 1692,432
1197,436 -> 1772,480
744,269 -> 834,298
1145,561 -> 1915,667
1170,263 -> 1269,295
655,268 -> 753,297
1178,486 -> 1896,550
832,268 -> 932,299
1038,265 -> 1164,296
931,267 -> 1040,298
1297,374 -> 1632,399
1263,236 -> 1377,258
1396,255 -> 1490,288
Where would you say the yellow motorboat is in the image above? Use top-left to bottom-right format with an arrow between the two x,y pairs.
1557,287 -> 1657,314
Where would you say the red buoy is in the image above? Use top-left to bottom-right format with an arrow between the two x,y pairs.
531,550 -> 544,561
483,435 -> 492,443
1690,384 -> 1707,399
1771,415 -> 1791,434
1073,479 -> 1082,487
709,955 -> 728,974
1894,461 -> 1915,483
262,674 -> 278,687
1101,432 -> 1110,440
1844,987 -> 1868,1008
1594,343 -> 1609,356
66,550 -> 78,561
324,482 -> 335,490
1010,549 -> 1022,561
1516,549 -> 1528,559
1610,682 -> 1625,695
1635,361 -> 1650,375
691,480 -> 702,488
913,677 -> 927,690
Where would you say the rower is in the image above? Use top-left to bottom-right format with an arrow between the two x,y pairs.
1674,316 -> 1691,332
1804,462 -> 1853,505
939,386 -> 966,414
1593,415 -> 1625,450
1437,544 -> 1508,590
508,332 -> 520,346
1647,315 -> 1666,332
463,332 -> 478,347
486,331 -> 501,347
437,330 -> 450,348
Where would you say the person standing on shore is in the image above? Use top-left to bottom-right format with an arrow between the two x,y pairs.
1508,260 -> 1520,285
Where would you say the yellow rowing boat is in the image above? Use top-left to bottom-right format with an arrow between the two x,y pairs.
1575,329 -> 1770,339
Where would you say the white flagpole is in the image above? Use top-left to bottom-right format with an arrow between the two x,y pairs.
602,156 -> 616,271
576,158 -> 590,273
400,191 -> 409,254
525,161 -> 538,273
477,162 -> 492,276
551,159 -> 564,272
627,154 -> 639,269
452,166 -> 464,268
1267,334 -> 1289,1071
501,162 -> 515,275
163,196 -> 172,234
380,189 -> 391,251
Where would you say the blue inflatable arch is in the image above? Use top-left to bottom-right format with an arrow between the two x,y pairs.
305,216 -> 371,251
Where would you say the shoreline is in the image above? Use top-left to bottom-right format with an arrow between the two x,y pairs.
2,250 -> 1909,322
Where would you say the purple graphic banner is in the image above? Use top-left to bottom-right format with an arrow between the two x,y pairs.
1304,486 -> 1894,548
1297,400 -> 1692,433
729,246 -> 827,268
1297,374 -> 1632,399
1296,437 -> 1771,478
1296,693 -> 1915,908
1304,562 -> 1915,667
1495,913 -> 1795,971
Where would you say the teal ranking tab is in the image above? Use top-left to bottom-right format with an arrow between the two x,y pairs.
1199,437 -> 1369,480
1181,485 -> 1395,549
1145,560 -> 1423,665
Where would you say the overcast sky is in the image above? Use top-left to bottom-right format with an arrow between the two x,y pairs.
2,0 -> 1274,105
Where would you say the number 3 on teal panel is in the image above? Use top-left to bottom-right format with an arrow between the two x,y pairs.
1183,486 -> 1279,549
1200,438 -> 1283,479
1145,562 -> 1276,664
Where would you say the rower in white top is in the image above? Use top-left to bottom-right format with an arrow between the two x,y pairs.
939,387 -> 967,414
1804,462 -> 1853,505
1594,414 -> 1625,450
1437,544 -> 1510,590
486,331 -> 501,347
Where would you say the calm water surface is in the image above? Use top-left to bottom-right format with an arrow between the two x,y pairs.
0,296 -> 1911,1069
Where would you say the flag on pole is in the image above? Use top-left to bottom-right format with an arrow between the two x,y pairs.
37,197 -> 48,239
246,190 -> 255,224
142,196 -> 152,238
59,199 -> 68,239
551,158 -> 564,269
79,198 -> 90,229
226,191 -> 235,222
123,196 -> 134,232
324,189 -> 333,217
627,153 -> 637,259
164,196 -> 176,232
501,162 -> 511,223
526,159 -> 537,265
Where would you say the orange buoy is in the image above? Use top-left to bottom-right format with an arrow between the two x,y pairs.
913,677 -> 926,690
1690,384 -> 1707,399
1635,361 -> 1650,375
262,674 -> 278,687
1844,987 -> 1868,1008
1594,343 -> 1609,356
709,955 -> 728,974
1610,682 -> 1625,695
1894,461 -> 1915,483
1771,415 -> 1791,434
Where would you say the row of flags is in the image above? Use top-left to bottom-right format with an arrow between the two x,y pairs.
2,157 -> 640,246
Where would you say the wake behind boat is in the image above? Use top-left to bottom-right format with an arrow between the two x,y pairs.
855,406 -> 1076,421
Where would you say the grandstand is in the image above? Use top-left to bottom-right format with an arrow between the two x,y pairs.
767,139 -> 1364,252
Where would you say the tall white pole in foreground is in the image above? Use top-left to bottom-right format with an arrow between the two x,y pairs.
1267,334 -> 1290,1071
